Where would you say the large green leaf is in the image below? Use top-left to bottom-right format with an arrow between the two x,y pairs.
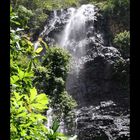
30,87 -> 37,102
51,119 -> 60,133
31,103 -> 48,111
11,75 -> 19,84
35,47 -> 43,53
27,60 -> 33,72
36,94 -> 48,105
18,69 -> 25,79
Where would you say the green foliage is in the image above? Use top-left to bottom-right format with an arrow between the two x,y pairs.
10,7 -> 76,140
11,0 -> 79,35
42,47 -> 70,80
47,119 -> 67,140
78,0 -> 106,5
47,119 -> 77,140
17,5 -> 34,29
28,8 -> 48,33
33,47 -> 69,95
113,31 -> 130,58
59,91 -> 77,115
77,0 -> 130,42
33,46 -> 77,116
113,31 -> 130,48
11,7 -> 48,139
101,0 -> 129,13
11,88 -> 48,139
43,0 -> 79,10
112,59 -> 129,89
11,5 -> 77,139
11,0 -> 48,34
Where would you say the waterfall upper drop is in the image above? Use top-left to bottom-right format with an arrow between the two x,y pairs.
60,4 -> 97,48
57,4 -> 99,74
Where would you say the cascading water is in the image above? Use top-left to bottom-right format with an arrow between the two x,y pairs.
34,10 -> 60,50
60,5 -> 96,47
59,5 -> 97,74
46,108 -> 53,129
40,10 -> 59,38
38,4 -> 129,140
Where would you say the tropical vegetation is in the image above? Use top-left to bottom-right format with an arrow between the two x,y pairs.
10,0 -> 129,139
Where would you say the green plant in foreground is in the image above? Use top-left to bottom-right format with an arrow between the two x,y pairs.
11,87 -> 49,139
10,5 -> 77,139
33,46 -> 77,117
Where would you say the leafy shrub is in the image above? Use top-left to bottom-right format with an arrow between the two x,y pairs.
59,91 -> 77,115
112,58 -> 129,90
17,5 -> 34,29
33,47 -> 70,94
11,87 -> 49,139
11,34 -> 48,140
33,46 -> 77,116
113,31 -> 130,58
43,0 -> 79,10
96,0 -> 130,41
102,0 -> 129,13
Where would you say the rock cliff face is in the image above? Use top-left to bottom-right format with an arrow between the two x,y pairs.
75,101 -> 130,140
66,43 -> 129,107
40,4 -> 130,140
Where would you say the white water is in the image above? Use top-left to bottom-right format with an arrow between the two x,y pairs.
60,4 -> 96,48
40,10 -> 59,38
60,7 -> 76,48
57,4 -> 97,75
46,108 -> 53,129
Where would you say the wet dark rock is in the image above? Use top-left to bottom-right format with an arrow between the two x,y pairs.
78,126 -> 109,140
74,101 -> 130,140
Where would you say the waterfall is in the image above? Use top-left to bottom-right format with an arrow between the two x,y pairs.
34,10 -> 61,51
59,4 -> 97,74
60,7 -> 76,48
55,4 -> 101,107
38,4 -> 129,139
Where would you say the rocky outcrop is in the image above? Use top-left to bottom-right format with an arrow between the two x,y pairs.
66,38 -> 129,108
74,101 -> 130,140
